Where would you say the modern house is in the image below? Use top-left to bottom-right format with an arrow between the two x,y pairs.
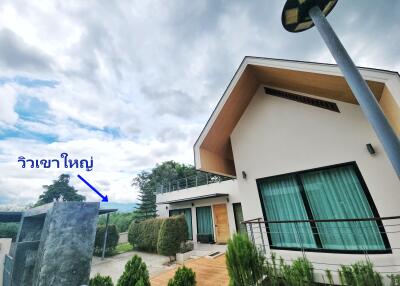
156,57 -> 400,277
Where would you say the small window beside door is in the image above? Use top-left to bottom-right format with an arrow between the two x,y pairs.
233,203 -> 246,234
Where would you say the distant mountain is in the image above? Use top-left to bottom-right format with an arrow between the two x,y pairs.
100,202 -> 138,213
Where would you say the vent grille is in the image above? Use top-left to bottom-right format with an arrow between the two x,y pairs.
264,87 -> 340,113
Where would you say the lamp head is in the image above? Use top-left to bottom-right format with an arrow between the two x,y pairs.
282,0 -> 338,33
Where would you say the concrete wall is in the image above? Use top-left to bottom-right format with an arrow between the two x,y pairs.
230,85 -> 400,276
0,238 -> 12,286
157,179 -> 240,243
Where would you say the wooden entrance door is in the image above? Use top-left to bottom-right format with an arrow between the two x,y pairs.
212,204 -> 230,244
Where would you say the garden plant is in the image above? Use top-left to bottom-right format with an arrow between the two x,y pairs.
89,273 -> 114,286
93,224 -> 119,256
225,233 -> 265,286
117,255 -> 150,286
157,215 -> 188,261
167,266 -> 196,286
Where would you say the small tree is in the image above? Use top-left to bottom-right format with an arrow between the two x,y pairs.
89,274 -> 114,286
167,266 -> 196,286
157,215 -> 188,261
225,233 -> 265,286
94,225 -> 120,256
117,255 -> 150,286
35,174 -> 85,206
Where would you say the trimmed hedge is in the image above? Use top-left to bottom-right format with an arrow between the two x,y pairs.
157,215 -> 188,259
128,218 -> 165,252
94,225 -> 120,256
167,266 -> 196,286
89,273 -> 114,286
117,255 -> 150,286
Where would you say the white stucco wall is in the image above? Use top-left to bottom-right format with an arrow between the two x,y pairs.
230,85 -> 400,280
156,179 -> 240,243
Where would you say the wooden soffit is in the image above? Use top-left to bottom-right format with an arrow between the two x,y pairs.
196,58 -> 394,177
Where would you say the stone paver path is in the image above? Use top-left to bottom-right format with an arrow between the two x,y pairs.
91,251 -> 172,283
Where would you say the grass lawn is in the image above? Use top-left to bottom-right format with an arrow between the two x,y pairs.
115,243 -> 133,255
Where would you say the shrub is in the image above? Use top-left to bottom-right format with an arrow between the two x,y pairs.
388,274 -> 400,286
325,269 -> 334,286
157,215 -> 188,260
279,257 -> 314,286
117,255 -> 150,286
89,273 -> 114,286
98,212 -> 136,232
0,223 -> 19,241
225,233 -> 265,286
167,266 -> 196,286
339,261 -> 382,286
94,225 -> 119,256
128,218 -> 164,252
179,241 -> 194,253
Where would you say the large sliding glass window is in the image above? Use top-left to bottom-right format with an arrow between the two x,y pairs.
258,163 -> 389,253
196,206 -> 214,240
170,208 -> 193,240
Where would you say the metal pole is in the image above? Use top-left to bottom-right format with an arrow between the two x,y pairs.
101,213 -> 110,260
309,5 -> 400,178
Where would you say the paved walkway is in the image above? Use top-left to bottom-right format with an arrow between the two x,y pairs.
151,255 -> 229,286
90,251 -> 172,283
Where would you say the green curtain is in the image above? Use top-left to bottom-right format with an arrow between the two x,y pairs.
300,165 -> 385,251
233,203 -> 246,234
196,206 -> 214,240
170,208 -> 193,240
259,175 -> 316,248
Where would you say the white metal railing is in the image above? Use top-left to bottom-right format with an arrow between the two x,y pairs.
156,171 -> 233,193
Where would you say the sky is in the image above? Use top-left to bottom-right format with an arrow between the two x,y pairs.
0,0 -> 399,207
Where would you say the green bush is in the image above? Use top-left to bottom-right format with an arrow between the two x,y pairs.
128,218 -> 164,252
157,215 -> 188,260
279,257 -> 314,286
167,266 -> 196,286
89,273 -> 114,286
225,233 -> 265,286
94,225 -> 120,256
117,255 -> 150,286
388,274 -> 400,286
0,223 -> 19,241
179,241 -> 194,253
339,261 -> 382,286
98,212 -> 136,232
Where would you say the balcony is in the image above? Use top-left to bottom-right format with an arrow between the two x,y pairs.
156,171 -> 233,194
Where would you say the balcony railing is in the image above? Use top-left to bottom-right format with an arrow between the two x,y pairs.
156,171 -> 233,194
242,216 -> 400,275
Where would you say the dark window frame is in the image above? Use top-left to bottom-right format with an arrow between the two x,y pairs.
232,203 -> 245,233
256,161 -> 391,254
169,208 -> 193,240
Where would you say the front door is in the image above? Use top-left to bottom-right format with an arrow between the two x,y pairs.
212,204 -> 230,244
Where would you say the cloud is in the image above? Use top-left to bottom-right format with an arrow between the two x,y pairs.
0,0 -> 399,206
0,29 -> 53,72
0,84 -> 18,125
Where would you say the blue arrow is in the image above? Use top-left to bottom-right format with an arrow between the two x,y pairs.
77,174 -> 108,202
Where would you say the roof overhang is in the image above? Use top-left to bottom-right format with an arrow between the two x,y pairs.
157,193 -> 229,205
194,57 -> 400,177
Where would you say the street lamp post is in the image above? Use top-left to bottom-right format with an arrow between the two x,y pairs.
282,0 -> 400,177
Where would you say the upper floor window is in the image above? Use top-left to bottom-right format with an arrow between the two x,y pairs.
257,163 -> 390,253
